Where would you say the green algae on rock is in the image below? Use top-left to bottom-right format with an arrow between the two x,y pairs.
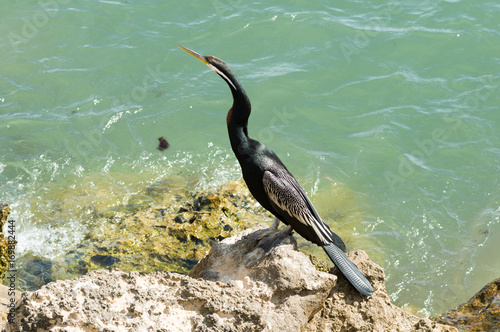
18,174 -> 374,291
434,278 -> 500,332
0,204 -> 16,282
49,180 -> 275,283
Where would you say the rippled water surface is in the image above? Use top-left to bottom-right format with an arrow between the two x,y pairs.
1,0 -> 499,316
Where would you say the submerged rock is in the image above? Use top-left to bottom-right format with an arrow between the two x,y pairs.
435,278 -> 500,332
16,175 -> 370,291
47,179 -> 273,285
8,226 -> 456,332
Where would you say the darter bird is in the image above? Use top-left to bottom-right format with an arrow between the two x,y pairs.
179,45 -> 373,296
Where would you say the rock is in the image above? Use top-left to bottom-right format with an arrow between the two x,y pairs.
16,177 -> 370,292
0,284 -> 21,331
0,204 -> 10,231
8,226 -> 457,331
24,179 -> 274,290
189,226 -> 337,331
434,278 -> 500,331
304,249 -> 456,332
90,254 -> 121,267
0,204 -> 16,282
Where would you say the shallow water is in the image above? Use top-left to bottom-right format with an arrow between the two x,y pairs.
1,0 -> 499,316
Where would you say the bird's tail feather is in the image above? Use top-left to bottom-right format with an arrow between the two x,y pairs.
322,243 -> 373,296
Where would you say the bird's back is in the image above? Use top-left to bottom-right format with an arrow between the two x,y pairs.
236,139 -> 346,249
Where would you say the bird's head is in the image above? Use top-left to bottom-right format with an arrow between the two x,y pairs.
178,45 -> 237,90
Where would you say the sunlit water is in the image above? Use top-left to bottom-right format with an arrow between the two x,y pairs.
1,0 -> 499,316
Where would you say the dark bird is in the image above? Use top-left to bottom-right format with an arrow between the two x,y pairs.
179,45 -> 373,297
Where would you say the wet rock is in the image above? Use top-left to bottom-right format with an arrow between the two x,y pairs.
54,179 -> 273,282
8,226 -> 456,332
434,278 -> 500,331
0,204 -> 15,282
90,255 -> 121,267
23,258 -> 53,289
0,205 -> 10,229
173,214 -> 187,224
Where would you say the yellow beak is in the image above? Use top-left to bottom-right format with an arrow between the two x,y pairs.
178,45 -> 237,90
178,45 -> 208,65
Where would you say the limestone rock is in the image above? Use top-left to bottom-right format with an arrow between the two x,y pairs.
189,226 -> 337,331
304,249 -> 456,332
8,227 -> 457,331
13,269 -> 277,332
191,226 -> 455,332
0,284 -> 21,331
9,227 -> 333,331
435,278 -> 500,331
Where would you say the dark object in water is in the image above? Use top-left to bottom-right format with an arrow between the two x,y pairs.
91,254 -> 121,267
25,258 -> 53,290
157,136 -> 170,151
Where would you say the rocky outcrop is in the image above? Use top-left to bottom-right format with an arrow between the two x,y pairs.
22,179 -> 274,290
0,204 -> 15,282
189,227 -> 337,331
435,278 -> 500,331
304,249 -> 449,332
0,284 -> 21,331
8,226 -> 456,332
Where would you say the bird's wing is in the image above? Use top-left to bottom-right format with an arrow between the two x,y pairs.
263,169 -> 346,251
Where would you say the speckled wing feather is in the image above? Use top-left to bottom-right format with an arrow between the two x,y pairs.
262,169 -> 346,251
262,169 -> 373,296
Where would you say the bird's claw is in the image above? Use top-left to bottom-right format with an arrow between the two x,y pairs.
244,228 -> 276,241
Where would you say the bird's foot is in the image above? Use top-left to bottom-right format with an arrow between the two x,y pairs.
243,218 -> 280,241
245,225 -> 293,254
244,218 -> 280,241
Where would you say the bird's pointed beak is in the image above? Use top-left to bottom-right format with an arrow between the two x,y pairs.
178,45 -> 208,65
178,44 -> 238,91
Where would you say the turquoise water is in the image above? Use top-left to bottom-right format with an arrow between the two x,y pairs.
1,0 -> 499,316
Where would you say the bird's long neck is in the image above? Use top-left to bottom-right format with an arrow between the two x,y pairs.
220,72 -> 252,157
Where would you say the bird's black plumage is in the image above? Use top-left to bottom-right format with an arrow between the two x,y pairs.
179,45 -> 373,297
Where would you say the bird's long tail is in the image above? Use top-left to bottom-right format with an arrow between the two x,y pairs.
322,243 -> 374,296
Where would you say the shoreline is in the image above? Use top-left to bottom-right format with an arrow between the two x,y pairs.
1,180 -> 499,330
2,226 -> 459,331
